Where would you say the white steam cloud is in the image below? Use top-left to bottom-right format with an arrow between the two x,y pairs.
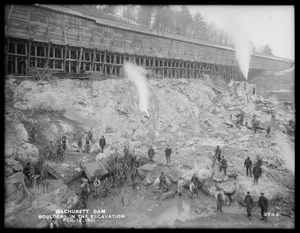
232,31 -> 253,80
123,61 -> 150,117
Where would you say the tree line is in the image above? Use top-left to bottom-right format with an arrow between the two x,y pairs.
72,5 -> 273,56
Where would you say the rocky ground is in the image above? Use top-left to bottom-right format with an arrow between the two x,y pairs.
4,69 -> 295,228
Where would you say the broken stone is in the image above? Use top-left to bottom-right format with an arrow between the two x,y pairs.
161,191 -> 176,201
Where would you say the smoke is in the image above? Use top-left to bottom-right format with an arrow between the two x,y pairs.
123,61 -> 150,117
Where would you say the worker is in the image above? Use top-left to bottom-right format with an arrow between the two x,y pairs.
266,126 -> 271,138
29,126 -> 36,144
135,154 -> 142,168
57,143 -> 64,162
124,145 -> 129,159
88,130 -> 93,142
129,150 -> 136,170
244,157 -> 253,177
159,172 -> 168,192
80,183 -> 90,208
49,216 -> 59,229
114,171 -> 121,188
190,174 -> 199,199
99,135 -> 106,153
258,193 -> 269,222
215,145 -> 222,163
78,138 -> 83,153
61,136 -> 67,155
102,177 -> 108,197
177,177 -> 185,196
165,145 -> 172,165
148,146 -> 155,162
220,156 -> 228,175
244,191 -> 253,220
131,166 -> 137,189
253,163 -> 262,185
93,177 -> 101,198
49,141 -> 55,161
85,138 -> 90,153
216,190 -> 224,212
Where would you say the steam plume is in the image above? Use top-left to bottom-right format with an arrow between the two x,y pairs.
123,61 -> 150,117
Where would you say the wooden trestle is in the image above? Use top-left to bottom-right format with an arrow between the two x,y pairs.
4,5 -> 293,81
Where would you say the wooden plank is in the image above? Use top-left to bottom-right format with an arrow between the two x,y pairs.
5,5 -> 14,34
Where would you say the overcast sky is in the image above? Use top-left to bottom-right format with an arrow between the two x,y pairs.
186,5 -> 294,60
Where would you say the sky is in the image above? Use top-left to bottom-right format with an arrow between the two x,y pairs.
186,5 -> 294,61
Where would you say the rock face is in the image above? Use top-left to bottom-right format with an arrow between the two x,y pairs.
201,178 -> 217,197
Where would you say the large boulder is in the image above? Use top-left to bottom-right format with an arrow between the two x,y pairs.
6,158 -> 23,173
161,191 -> 176,201
5,172 -> 29,203
201,178 -> 217,197
14,143 -> 39,165
137,163 -> 157,179
217,179 -> 237,195
234,176 -> 289,207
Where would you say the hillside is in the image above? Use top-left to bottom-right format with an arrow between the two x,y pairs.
5,72 -> 295,228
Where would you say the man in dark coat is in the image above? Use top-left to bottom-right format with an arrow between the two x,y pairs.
244,191 -> 253,220
85,138 -> 90,153
99,136 -> 106,153
253,164 -> 262,185
244,157 -> 253,177
78,138 -> 83,153
148,146 -> 155,162
258,193 -> 269,221
57,143 -> 64,162
220,156 -> 228,175
165,145 -> 172,165
61,136 -> 67,155
215,146 -> 222,163
217,191 -> 224,212
88,130 -> 93,142
29,126 -> 36,143
266,126 -> 271,138
124,145 -> 129,158
131,166 -> 137,189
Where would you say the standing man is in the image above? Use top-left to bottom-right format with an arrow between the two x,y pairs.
177,177 -> 185,196
266,126 -> 271,138
244,157 -> 253,177
85,138 -> 90,153
80,183 -> 90,208
29,126 -> 37,143
61,136 -> 67,155
148,146 -> 155,162
57,143 -> 63,162
93,177 -> 101,198
99,136 -> 106,153
88,129 -> 93,143
48,141 -> 55,161
253,163 -> 262,185
258,193 -> 269,222
215,146 -> 222,163
216,190 -> 224,212
165,145 -> 172,165
131,166 -> 137,189
220,156 -> 228,175
190,174 -> 199,199
78,138 -> 83,153
102,177 -> 108,197
244,191 -> 253,220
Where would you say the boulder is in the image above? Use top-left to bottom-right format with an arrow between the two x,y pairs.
212,170 -> 229,182
15,143 -> 39,165
201,178 -> 217,197
6,158 -> 23,173
5,167 -> 14,178
217,179 -> 237,195
161,191 -> 176,201
137,163 -> 157,179
234,176 -> 289,207
95,150 -> 112,163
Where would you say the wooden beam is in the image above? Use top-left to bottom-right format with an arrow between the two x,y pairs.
5,37 -> 10,75
63,21 -> 68,44
63,45 -> 68,71
77,47 -> 83,73
92,49 -> 96,71
5,5 -> 13,34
